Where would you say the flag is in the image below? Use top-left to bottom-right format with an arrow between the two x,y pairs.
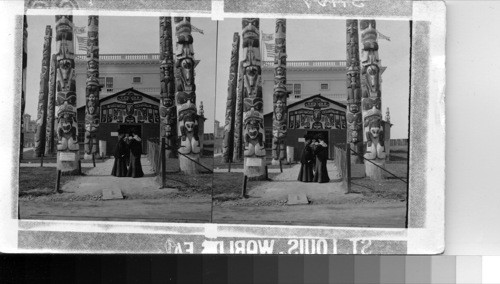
264,42 -> 275,58
377,31 -> 391,41
261,32 -> 273,42
76,35 -> 87,51
191,25 -> 204,35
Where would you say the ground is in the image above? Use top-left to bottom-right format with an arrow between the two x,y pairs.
19,151 -> 212,223
212,148 -> 408,228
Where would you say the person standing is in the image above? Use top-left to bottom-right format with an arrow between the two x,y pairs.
313,134 -> 330,183
297,134 -> 315,182
127,129 -> 144,178
111,131 -> 128,177
124,132 -> 131,168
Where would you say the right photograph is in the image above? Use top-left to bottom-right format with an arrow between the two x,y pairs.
212,18 -> 410,228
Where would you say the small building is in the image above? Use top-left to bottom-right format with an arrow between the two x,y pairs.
264,94 -> 347,161
77,88 -> 160,156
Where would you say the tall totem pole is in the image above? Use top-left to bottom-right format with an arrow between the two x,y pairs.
233,61 -> 245,162
360,20 -> 386,179
34,26 -> 52,157
174,17 -> 201,174
45,54 -> 57,156
159,17 -> 177,159
84,16 -> 100,159
241,18 -> 266,179
20,16 -> 28,160
222,33 -> 240,163
55,15 -> 80,174
271,18 -> 288,166
346,19 -> 364,164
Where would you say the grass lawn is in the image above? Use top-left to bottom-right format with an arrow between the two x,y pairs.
18,167 -> 90,197
212,172 -> 244,201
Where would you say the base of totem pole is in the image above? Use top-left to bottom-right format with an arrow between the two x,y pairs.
179,154 -> 200,175
166,157 -> 180,172
244,157 -> 266,181
57,151 -> 81,176
365,159 -> 386,180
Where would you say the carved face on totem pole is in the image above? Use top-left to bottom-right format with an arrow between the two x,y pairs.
58,112 -> 77,138
245,119 -> 261,140
56,91 -> 76,114
367,119 -> 383,139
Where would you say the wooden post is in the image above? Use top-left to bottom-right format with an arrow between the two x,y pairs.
346,19 -> 364,164
346,145 -> 351,194
55,15 -> 80,175
20,16 -> 28,160
55,170 -> 62,193
159,17 -> 177,159
272,19 -> 289,166
34,25 -> 52,158
161,137 -> 166,188
360,20 -> 386,180
223,33 -> 240,164
241,175 -> 248,198
84,16 -> 100,160
228,161 -> 231,173
174,17 -> 200,174
40,154 -> 44,167
92,153 -> 96,167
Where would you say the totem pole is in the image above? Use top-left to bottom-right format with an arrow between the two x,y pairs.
174,17 -> 200,174
159,16 -> 177,159
345,19 -> 364,164
222,33 -> 240,163
360,19 -> 386,179
45,54 -> 57,156
34,26 -> 52,157
271,18 -> 288,166
20,16 -> 27,160
84,16 -> 100,159
233,62 -> 244,162
241,18 -> 266,179
55,15 -> 80,174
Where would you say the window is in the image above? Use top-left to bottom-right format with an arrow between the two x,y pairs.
132,76 -> 142,84
99,77 -> 114,92
294,95 -> 301,99
320,83 -> 329,90
293,84 -> 301,95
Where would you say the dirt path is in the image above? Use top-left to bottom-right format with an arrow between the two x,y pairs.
213,202 -> 405,228
20,157 -> 212,223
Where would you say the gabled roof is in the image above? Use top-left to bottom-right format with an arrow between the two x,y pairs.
77,87 -> 159,111
287,93 -> 346,109
264,94 -> 346,118
100,87 -> 160,103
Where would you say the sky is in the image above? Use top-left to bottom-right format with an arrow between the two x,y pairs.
25,16 -> 409,138
216,18 -> 410,139
25,15 -> 217,133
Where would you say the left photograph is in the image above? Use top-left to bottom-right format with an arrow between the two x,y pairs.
18,15 -> 216,223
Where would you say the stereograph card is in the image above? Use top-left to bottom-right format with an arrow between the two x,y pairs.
0,0 -> 445,254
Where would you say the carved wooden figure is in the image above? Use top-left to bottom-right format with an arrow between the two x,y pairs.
45,54 -> 57,156
346,19 -> 364,164
174,17 -> 200,174
233,62 -> 244,162
271,18 -> 288,165
20,16 -> 27,159
360,19 -> 386,179
223,33 -> 240,163
55,15 -> 80,174
84,16 -> 100,159
159,17 -> 177,159
34,26 -> 52,157
241,18 -> 266,179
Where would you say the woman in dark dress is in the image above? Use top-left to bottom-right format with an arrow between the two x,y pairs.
297,134 -> 315,182
127,131 -> 144,178
111,132 -> 128,177
313,134 -> 330,183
